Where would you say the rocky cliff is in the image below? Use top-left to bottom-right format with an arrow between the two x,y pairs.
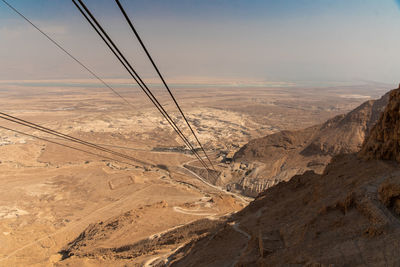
225,91 -> 389,196
170,87 -> 400,266
360,88 -> 400,162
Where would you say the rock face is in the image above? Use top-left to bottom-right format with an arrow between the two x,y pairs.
360,88 -> 400,162
226,92 -> 389,196
170,88 -> 400,266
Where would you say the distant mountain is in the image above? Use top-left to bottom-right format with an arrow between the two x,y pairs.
170,88 -> 400,266
225,91 -> 389,196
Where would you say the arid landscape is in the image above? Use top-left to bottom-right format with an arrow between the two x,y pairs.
0,81 -> 388,266
168,87 -> 400,266
1,0 -> 400,265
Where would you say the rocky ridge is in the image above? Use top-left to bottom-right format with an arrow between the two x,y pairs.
170,88 -> 400,266
224,91 -> 389,196
360,88 -> 400,162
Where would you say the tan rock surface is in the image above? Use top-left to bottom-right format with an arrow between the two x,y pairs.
168,87 -> 400,266
226,91 -> 390,196
360,88 -> 400,162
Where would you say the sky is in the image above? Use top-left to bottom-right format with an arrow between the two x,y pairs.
0,0 -> 400,86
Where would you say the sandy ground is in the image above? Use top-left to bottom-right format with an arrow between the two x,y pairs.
0,84 -> 379,266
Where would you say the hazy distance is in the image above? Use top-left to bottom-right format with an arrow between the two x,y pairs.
1,0 -> 400,86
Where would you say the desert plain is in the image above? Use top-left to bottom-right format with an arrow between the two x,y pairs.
0,81 -> 387,266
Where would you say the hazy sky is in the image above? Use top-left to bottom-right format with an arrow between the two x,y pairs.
1,0 -> 400,85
